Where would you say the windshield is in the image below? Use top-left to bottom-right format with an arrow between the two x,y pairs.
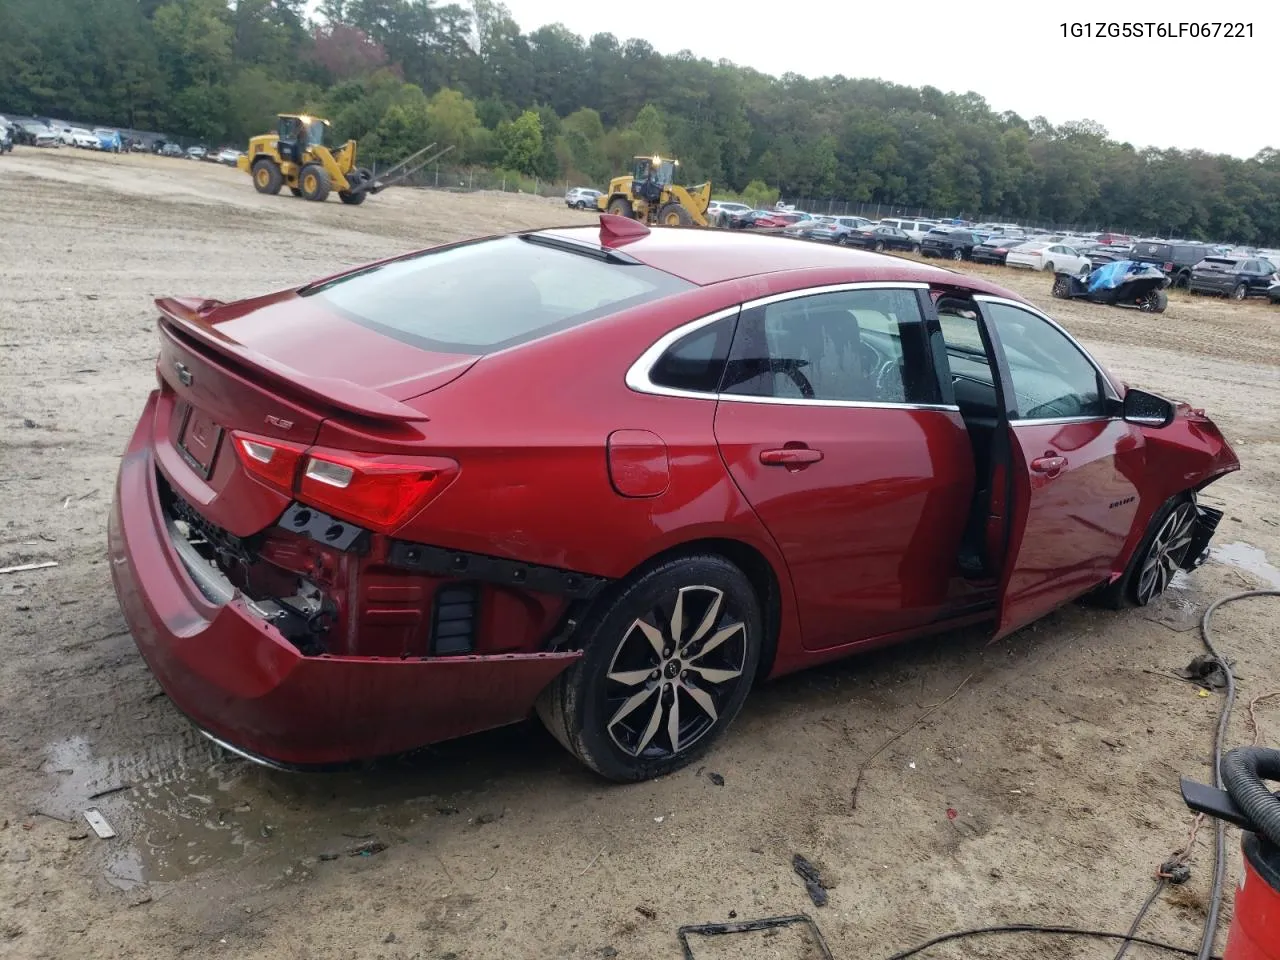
307,120 -> 326,146
303,235 -> 693,355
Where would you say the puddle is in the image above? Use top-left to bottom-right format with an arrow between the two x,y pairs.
1211,541 -> 1280,589
34,724 -> 558,892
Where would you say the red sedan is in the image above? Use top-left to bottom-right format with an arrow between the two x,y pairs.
109,215 -> 1239,781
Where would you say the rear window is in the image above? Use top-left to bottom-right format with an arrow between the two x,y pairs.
1132,243 -> 1170,258
303,235 -> 692,355
1197,258 -> 1238,270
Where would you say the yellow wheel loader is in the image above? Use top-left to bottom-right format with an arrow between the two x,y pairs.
238,114 -> 454,204
596,155 -> 711,226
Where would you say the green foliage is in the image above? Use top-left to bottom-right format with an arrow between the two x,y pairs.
496,109 -> 542,175
2,0 -> 1278,239
741,180 -> 779,209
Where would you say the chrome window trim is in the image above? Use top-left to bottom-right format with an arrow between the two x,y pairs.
624,282 -> 959,412
972,294 -> 1122,413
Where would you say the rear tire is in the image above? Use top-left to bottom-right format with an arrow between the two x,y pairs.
951,248 -> 964,261
911,243 -> 921,254
536,555 -> 762,782
874,240 -> 885,252
1095,495 -> 1197,609
1138,290 -> 1168,313
1231,283 -> 1247,301
606,197 -> 635,219
298,164 -> 331,202
1043,261 -> 1055,273
251,158 -> 282,195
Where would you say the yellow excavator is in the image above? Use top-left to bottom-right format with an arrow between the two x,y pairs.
597,155 -> 711,226
238,114 -> 453,204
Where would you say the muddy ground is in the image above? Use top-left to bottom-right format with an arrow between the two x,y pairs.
3,148 -> 1280,960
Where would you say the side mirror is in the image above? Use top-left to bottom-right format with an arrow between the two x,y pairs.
1122,387 -> 1176,427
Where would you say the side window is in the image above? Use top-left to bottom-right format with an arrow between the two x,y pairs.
984,302 -> 1106,420
648,315 -> 737,394
722,288 -> 933,404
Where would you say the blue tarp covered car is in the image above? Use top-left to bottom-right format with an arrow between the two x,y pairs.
94,128 -> 122,153
1086,259 -> 1168,293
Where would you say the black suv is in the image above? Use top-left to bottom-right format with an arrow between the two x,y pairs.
1188,255 -> 1278,300
920,228 -> 978,261
1129,241 -> 1214,288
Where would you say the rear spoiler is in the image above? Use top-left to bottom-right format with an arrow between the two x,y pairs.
154,296 -> 430,423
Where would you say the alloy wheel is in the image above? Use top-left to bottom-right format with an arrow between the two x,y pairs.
603,585 -> 748,759
1136,502 -> 1197,604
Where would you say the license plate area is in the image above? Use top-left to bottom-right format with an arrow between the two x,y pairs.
176,403 -> 223,480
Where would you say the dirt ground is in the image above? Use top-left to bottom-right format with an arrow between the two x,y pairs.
3,147 -> 1280,960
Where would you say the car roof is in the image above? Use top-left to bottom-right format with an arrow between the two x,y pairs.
536,224 -> 1028,297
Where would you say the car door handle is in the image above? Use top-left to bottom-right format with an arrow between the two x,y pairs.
1030,455 -> 1067,478
760,447 -> 824,467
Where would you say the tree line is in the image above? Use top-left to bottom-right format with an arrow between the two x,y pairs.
3,0 -> 1279,242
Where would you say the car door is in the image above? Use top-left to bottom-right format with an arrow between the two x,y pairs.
712,284 -> 975,649
975,297 -> 1144,639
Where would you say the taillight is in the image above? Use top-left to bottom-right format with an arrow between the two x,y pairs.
231,432 -> 306,495
231,433 -> 457,533
297,448 -> 458,532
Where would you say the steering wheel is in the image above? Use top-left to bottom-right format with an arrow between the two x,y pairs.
875,360 -> 904,400
1024,395 -> 1080,419
783,364 -> 816,398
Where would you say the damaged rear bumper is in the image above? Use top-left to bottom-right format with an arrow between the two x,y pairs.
107,394 -> 580,768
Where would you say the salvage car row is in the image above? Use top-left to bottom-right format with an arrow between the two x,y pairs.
719,206 -> 1280,306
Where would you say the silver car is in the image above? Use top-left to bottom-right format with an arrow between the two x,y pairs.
565,187 -> 603,210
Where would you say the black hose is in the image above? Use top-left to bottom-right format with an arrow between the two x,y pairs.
1195,589 -> 1280,960
1221,746 -> 1280,847
879,924 -> 1213,959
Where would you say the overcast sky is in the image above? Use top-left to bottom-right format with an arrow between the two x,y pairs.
493,0 -> 1276,158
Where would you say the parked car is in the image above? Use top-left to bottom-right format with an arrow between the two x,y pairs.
920,228 -> 978,261
16,121 -> 58,147
782,214 -> 826,237
71,128 -> 100,149
726,210 -> 795,230
94,128 -> 122,153
804,215 -> 873,243
970,237 -> 1029,265
1005,240 -> 1092,275
1129,241 -> 1214,288
0,121 -> 13,154
565,187 -> 603,210
1188,256 -> 1279,300
107,222 -> 1239,780
160,142 -> 184,157
878,218 -> 938,243
186,145 -> 207,160
842,224 -> 917,252
708,201 -> 752,226
217,148 -> 243,166
1086,244 -> 1135,271
1268,280 -> 1280,304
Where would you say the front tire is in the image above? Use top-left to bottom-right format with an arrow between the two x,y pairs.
1051,274 -> 1072,299
536,555 -> 762,782
1231,283 -> 1247,301
658,202 -> 694,227
874,240 -> 886,252
951,248 -> 964,261
1096,496 -> 1197,609
298,163 -> 331,202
